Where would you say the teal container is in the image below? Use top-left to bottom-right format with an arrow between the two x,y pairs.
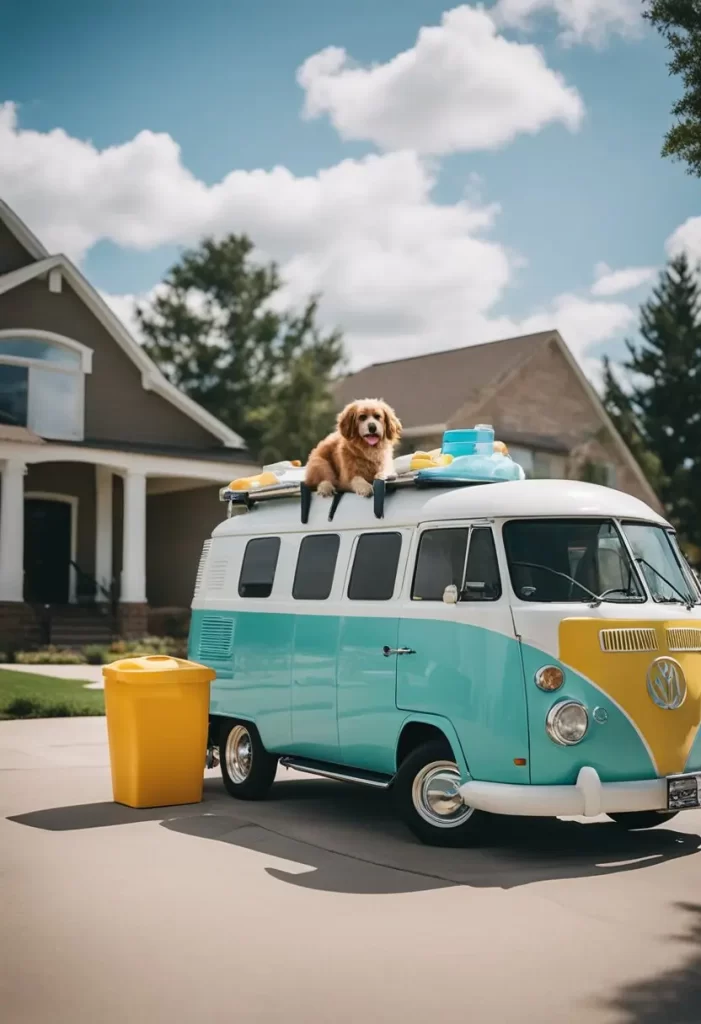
442,424 -> 494,457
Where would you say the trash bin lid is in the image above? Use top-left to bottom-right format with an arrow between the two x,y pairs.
102,655 -> 216,684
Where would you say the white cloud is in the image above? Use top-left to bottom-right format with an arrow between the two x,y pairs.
591,262 -> 657,297
1,99 -> 627,379
666,216 -> 701,264
493,292 -> 636,358
297,6 -> 583,155
491,0 -> 642,47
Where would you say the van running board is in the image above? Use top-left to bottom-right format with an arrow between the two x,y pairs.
279,756 -> 393,789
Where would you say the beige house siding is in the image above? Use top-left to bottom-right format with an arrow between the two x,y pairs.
146,485 -> 223,607
0,277 -> 222,449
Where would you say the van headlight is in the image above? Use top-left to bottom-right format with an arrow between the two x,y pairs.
546,700 -> 589,746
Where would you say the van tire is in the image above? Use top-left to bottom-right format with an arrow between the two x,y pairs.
393,740 -> 484,847
607,810 -> 679,830
219,720 -> 278,801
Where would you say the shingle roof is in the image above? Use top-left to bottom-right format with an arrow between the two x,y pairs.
334,331 -> 555,430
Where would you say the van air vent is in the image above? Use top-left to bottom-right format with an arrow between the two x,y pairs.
599,628 -> 658,653
667,627 -> 701,652
193,540 -> 211,598
198,616 -> 234,660
207,560 -> 228,591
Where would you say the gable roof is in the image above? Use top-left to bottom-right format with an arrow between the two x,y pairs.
336,330 -> 660,509
335,331 -> 555,431
0,200 -> 246,450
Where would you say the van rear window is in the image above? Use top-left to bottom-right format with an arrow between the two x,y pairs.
293,534 -> 340,600
348,533 -> 402,601
238,537 -> 281,598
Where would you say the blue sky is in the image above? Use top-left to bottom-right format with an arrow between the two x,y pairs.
0,0 -> 698,376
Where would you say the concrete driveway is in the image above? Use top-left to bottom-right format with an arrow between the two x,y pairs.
2,717 -> 700,1024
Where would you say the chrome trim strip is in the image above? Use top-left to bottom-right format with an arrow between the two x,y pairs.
280,758 -> 392,789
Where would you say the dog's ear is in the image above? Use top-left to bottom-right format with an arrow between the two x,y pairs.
337,403 -> 358,440
382,404 -> 402,442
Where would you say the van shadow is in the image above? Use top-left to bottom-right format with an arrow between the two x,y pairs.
9,775 -> 701,895
595,901 -> 701,1023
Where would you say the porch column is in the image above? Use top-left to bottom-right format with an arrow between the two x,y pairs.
0,459 -> 26,601
95,466 -> 113,601
120,470 -> 146,604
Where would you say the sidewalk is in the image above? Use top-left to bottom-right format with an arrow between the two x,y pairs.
0,663 -> 104,689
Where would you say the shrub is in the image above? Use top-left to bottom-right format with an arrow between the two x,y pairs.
15,647 -> 87,665
4,696 -> 103,719
6,697 -> 41,717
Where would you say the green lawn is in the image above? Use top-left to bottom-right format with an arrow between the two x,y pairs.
0,669 -> 105,719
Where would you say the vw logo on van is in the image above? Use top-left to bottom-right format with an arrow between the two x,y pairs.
646,657 -> 687,710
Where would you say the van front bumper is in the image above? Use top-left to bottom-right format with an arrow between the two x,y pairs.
459,766 -> 672,818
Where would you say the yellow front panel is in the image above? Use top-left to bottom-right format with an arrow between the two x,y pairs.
559,619 -> 701,777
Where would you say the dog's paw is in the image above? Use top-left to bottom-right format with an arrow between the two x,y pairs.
316,481 -> 335,497
351,476 -> 373,498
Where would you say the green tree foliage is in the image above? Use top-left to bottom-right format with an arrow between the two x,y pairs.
602,253 -> 701,552
645,0 -> 701,176
135,235 -> 346,463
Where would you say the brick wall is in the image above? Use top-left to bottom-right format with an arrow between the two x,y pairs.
450,339 -> 659,509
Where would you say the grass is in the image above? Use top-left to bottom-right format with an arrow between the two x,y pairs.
0,669 -> 105,719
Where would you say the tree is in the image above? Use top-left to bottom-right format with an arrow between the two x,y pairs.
602,253 -> 701,553
644,0 -> 701,176
601,357 -> 665,495
135,235 -> 346,464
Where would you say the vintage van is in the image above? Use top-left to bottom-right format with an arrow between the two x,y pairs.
188,473 -> 701,846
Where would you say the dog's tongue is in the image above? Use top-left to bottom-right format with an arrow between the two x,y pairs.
364,435 -> 379,446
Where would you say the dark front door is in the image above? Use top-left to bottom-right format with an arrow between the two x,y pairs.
24,499 -> 71,604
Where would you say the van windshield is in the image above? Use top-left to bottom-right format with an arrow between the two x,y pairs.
620,522 -> 700,606
503,519 -> 644,604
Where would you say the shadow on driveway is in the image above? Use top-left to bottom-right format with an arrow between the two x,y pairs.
597,901 -> 701,1024
8,775 -> 701,895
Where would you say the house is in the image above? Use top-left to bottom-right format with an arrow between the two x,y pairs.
0,199 -> 254,652
335,332 -> 660,509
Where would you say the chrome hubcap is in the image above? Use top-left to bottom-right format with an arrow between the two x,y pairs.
412,760 -> 473,829
225,725 -> 253,784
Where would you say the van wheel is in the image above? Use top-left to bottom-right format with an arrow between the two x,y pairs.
219,721 -> 278,800
607,811 -> 679,830
393,740 -> 484,847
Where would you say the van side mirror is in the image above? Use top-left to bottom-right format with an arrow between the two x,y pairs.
443,585 -> 458,605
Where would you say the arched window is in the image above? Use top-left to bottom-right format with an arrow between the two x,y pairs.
0,332 -> 91,441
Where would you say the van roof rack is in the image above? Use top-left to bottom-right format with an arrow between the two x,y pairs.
220,473 -> 501,522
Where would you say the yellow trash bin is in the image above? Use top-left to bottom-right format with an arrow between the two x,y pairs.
103,655 -> 216,809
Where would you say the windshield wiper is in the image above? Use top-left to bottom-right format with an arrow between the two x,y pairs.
635,557 -> 695,610
512,561 -> 602,604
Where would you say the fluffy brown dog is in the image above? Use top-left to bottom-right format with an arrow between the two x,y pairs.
305,399 -> 402,498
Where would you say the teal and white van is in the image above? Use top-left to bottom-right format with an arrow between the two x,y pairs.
188,457 -> 701,846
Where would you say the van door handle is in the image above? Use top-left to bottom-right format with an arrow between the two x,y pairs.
383,646 -> 416,657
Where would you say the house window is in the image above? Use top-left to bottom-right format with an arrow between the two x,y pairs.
348,533 -> 402,601
293,534 -> 340,600
509,446 -> 534,477
510,446 -> 567,480
238,537 -> 281,598
0,335 -> 86,441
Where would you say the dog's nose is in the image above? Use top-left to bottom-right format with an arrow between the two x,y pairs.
368,422 -> 377,433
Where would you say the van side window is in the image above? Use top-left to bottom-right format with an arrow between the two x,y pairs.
238,537 -> 281,598
412,529 -> 468,601
293,534 -> 340,600
463,528 -> 501,601
348,532 -> 402,601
